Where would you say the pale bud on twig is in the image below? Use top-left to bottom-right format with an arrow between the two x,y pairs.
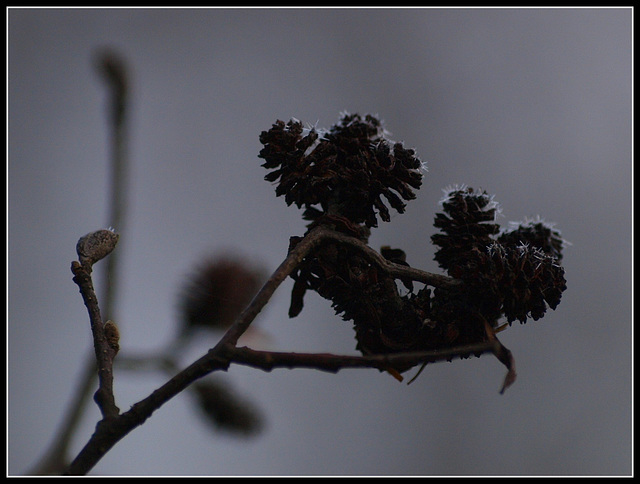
76,228 -> 119,267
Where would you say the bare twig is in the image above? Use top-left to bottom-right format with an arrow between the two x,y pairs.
224,342 -> 503,375
96,47 -> 129,322
213,225 -> 327,347
64,346 -> 230,475
70,230 -> 121,419
71,263 -> 119,419
63,225 -> 503,475
316,227 -> 462,290
482,318 -> 517,394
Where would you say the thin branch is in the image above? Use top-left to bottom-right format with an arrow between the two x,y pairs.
65,334 -> 511,475
213,225 -> 332,347
482,318 -> 517,394
317,227 -> 462,290
224,342 -> 502,375
62,224 -> 492,475
70,259 -> 119,419
64,347 -> 229,475
69,227 -> 121,420
97,47 -> 129,322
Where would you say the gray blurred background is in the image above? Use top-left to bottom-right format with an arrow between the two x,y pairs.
8,7 -> 632,476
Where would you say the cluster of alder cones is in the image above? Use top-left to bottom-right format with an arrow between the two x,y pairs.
256,112 -> 567,378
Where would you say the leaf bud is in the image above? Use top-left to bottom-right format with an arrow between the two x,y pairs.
76,228 -> 119,266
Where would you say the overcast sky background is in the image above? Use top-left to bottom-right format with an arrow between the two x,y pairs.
8,7 -> 632,476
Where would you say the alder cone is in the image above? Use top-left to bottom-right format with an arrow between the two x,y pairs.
431,187 -> 500,274
288,237 -> 470,374
259,113 -> 423,228
179,258 -> 263,333
258,111 -> 569,378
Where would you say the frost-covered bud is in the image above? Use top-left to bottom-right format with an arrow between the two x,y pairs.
498,216 -> 568,261
506,245 -> 566,323
449,240 -> 567,326
431,186 -> 501,274
76,228 -> 119,266
489,244 -> 567,324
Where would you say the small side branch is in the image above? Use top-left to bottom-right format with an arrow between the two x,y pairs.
71,261 -> 119,418
227,340 -> 516,394
95,47 -> 129,321
213,225 -> 459,350
483,318 -> 517,394
224,342 -> 502,375
316,227 -> 461,290
213,225 -> 336,347
71,229 -> 121,419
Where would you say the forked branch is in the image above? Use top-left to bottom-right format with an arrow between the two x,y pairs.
65,224 -> 512,475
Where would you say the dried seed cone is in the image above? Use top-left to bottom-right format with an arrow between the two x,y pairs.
179,258 -> 263,333
498,218 -> 566,261
259,113 -> 423,228
431,187 -> 500,274
191,380 -> 262,436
